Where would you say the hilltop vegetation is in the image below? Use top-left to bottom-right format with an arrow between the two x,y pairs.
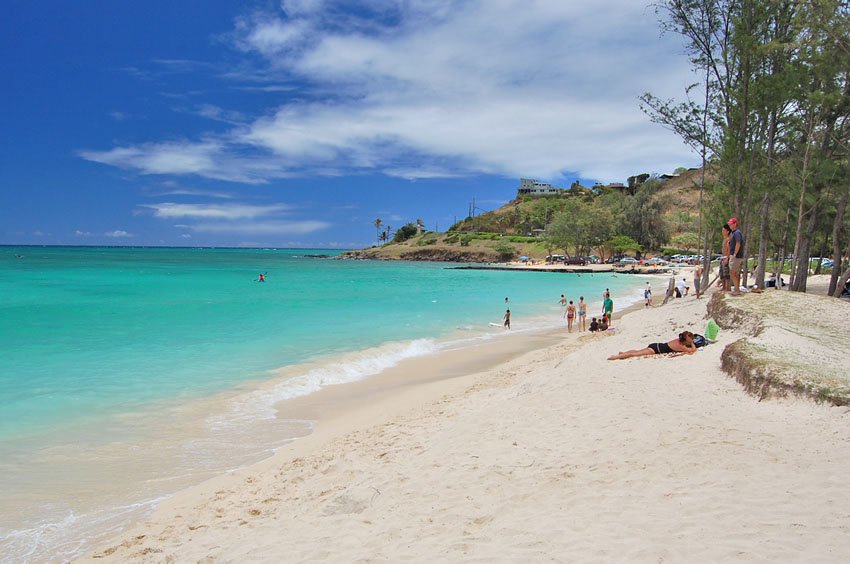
344,170 -> 709,262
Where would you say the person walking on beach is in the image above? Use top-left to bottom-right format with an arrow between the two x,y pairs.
728,217 -> 745,295
644,283 -> 652,307
602,293 -> 614,328
607,331 -> 696,360
565,300 -> 576,333
503,308 -> 511,330
578,296 -> 587,331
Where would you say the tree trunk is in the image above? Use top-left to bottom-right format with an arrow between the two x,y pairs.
662,276 -> 676,305
789,113 -> 816,289
774,207 -> 791,288
833,267 -> 850,298
701,227 -> 711,289
828,190 -> 848,296
791,205 -> 820,293
754,192 -> 770,288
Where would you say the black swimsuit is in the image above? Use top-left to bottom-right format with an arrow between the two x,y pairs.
649,342 -> 674,354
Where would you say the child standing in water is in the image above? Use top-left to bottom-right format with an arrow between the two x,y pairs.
503,308 -> 511,330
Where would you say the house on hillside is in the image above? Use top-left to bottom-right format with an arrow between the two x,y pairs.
517,178 -> 564,197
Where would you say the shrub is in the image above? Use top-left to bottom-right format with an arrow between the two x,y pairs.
392,223 -> 419,243
494,241 -> 517,261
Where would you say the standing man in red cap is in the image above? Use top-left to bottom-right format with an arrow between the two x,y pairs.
728,217 -> 745,295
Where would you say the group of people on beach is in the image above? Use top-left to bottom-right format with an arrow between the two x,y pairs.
509,215 -> 747,358
611,215 -> 747,360
559,289 -> 613,333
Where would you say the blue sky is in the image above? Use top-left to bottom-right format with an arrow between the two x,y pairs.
1,0 -> 698,248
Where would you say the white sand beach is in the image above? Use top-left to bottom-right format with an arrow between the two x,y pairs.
83,276 -> 850,562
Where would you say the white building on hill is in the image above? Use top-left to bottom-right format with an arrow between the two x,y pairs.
517,178 -> 564,197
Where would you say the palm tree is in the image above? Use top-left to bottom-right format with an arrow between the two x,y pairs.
373,218 -> 383,242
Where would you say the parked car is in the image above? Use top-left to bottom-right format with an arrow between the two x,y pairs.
644,257 -> 668,266
618,257 -> 638,265
565,256 -> 587,265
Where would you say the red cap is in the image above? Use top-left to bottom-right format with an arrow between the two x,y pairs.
728,217 -> 738,225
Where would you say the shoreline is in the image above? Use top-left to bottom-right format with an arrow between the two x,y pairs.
67,297 -> 648,561
2,256 -> 654,561
81,275 -> 850,561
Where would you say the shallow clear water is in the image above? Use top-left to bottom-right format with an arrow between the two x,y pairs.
0,246 -> 647,560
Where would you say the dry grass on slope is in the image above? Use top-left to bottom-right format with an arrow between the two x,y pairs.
708,291 -> 850,406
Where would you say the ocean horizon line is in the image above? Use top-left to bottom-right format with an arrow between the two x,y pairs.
1,244 -> 355,251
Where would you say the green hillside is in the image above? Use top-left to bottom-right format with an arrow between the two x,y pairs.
344,169 -> 709,262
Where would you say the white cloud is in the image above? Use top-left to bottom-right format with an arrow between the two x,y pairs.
140,202 -> 292,220
74,230 -> 92,237
105,230 -> 132,238
153,183 -> 239,199
80,141 -> 295,184
187,220 -> 330,234
82,1 -> 697,184
193,104 -> 247,124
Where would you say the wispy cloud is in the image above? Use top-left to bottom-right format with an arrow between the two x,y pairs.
140,202 -> 292,220
187,220 -> 330,234
152,181 -> 239,199
191,104 -> 248,124
143,201 -> 332,237
105,230 -> 132,238
84,1 -> 695,183
80,141 -> 290,183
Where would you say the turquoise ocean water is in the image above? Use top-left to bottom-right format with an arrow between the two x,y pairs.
0,246 -> 647,560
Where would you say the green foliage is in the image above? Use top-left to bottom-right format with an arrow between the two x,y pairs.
493,240 -> 517,261
460,234 -> 474,247
605,235 -> 642,254
542,200 -> 615,256
671,231 -> 700,250
392,223 -> 419,243
418,237 -> 438,246
643,0 -> 850,292
616,181 -> 670,251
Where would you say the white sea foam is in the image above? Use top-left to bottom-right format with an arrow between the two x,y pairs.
207,338 -> 440,430
0,495 -> 168,564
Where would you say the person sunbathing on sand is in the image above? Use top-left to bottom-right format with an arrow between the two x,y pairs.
607,331 -> 696,360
